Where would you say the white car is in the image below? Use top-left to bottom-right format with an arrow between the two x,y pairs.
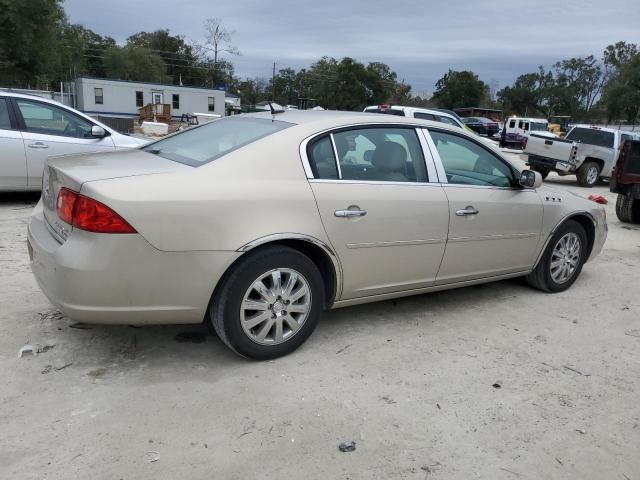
364,105 -> 468,129
0,92 -> 148,191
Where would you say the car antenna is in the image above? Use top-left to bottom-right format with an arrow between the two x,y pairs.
268,102 -> 285,119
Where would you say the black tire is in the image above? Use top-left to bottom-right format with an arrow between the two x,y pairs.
526,220 -> 588,293
531,166 -> 550,180
211,246 -> 325,360
576,161 -> 601,187
616,194 -> 640,224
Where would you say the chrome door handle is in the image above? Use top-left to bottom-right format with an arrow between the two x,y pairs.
335,207 -> 367,218
28,142 -> 48,149
455,206 -> 479,216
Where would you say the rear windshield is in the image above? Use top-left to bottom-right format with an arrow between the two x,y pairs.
364,108 -> 406,116
565,127 -> 615,148
142,117 -> 292,166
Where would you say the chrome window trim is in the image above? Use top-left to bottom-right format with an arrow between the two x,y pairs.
308,179 -> 443,187
329,133 -> 343,179
299,121 -> 459,183
440,183 -> 532,191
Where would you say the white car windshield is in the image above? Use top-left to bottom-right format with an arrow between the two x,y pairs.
143,117 -> 292,166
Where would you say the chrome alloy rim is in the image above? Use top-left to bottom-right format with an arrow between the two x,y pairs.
550,233 -> 581,284
586,166 -> 599,184
240,268 -> 311,346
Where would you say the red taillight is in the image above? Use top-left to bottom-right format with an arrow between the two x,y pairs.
56,188 -> 77,224
56,188 -> 136,234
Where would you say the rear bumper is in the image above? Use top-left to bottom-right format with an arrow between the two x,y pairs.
27,201 -> 240,325
527,155 -> 576,173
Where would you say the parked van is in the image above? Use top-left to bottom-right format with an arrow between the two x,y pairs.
499,117 -> 556,149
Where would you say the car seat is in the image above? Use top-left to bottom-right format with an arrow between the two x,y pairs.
370,141 -> 408,182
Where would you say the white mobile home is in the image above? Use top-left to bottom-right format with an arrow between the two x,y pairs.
74,77 -> 226,120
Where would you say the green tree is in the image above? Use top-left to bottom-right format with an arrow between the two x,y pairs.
126,29 -> 201,85
0,0 -> 66,86
601,53 -> 640,123
102,46 -> 170,83
272,68 -> 299,105
431,70 -> 488,109
365,62 -> 398,104
551,55 -> 604,116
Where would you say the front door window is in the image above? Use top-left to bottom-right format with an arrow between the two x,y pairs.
429,130 -> 516,187
16,100 -> 94,139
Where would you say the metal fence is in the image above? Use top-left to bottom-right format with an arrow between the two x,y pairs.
93,116 -> 135,134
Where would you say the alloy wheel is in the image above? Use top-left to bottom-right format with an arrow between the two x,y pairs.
550,232 -> 581,284
240,268 -> 312,345
586,166 -> 599,185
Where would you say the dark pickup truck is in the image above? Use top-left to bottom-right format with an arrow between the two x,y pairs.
610,139 -> 640,223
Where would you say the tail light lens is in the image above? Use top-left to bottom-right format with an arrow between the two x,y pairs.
56,188 -> 136,234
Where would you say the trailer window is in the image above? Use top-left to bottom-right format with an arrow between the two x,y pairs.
565,128 -> 614,148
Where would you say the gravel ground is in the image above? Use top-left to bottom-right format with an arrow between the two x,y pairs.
1,153 -> 639,480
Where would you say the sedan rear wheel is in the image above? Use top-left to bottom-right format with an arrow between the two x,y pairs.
240,268 -> 312,346
211,246 -> 324,360
526,219 -> 587,293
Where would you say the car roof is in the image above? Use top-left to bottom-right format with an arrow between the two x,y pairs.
0,89 -> 116,134
238,109 -> 512,162
0,89 -> 66,105
363,105 -> 456,118
571,124 -> 635,135
243,109 -> 458,129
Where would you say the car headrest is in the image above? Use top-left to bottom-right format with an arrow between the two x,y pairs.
371,142 -> 407,172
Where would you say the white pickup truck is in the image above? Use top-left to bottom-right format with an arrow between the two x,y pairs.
524,125 -> 640,187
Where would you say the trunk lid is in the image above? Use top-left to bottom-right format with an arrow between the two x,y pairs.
42,149 -> 189,241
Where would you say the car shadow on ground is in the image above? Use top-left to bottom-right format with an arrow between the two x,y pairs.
0,192 -> 41,205
32,276 -> 546,379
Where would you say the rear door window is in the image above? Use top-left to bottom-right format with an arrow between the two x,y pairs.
414,112 -> 436,121
308,127 -> 428,183
0,98 -> 12,129
565,128 -> 615,148
435,115 -> 459,127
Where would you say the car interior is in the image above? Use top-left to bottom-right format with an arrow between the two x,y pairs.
309,128 -> 428,182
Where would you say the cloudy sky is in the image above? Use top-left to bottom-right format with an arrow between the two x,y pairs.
63,0 -> 639,94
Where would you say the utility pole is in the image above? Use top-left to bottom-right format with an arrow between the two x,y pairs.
272,62 -> 276,101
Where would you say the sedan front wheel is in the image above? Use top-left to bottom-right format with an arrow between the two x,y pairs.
211,246 -> 324,360
526,220 -> 588,293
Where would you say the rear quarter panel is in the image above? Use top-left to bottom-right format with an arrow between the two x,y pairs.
79,129 -> 330,252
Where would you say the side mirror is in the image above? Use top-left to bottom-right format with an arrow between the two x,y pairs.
520,169 -> 543,189
91,125 -> 108,138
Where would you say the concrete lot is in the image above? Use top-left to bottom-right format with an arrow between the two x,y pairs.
1,153 -> 639,480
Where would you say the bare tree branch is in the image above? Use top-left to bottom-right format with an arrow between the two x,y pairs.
203,18 -> 240,66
